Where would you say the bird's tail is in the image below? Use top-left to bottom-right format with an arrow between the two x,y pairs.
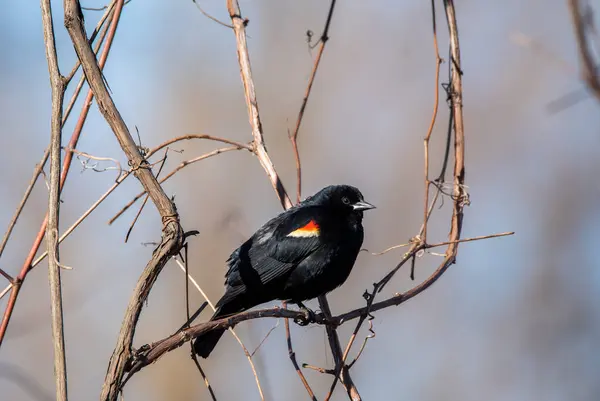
193,302 -> 239,358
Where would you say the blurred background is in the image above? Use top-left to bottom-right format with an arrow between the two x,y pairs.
1,0 -> 600,400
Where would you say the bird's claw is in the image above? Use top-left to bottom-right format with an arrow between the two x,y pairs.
294,306 -> 317,326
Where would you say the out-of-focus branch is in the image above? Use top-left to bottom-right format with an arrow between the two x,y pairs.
63,2 -> 183,400
41,1 -> 68,399
0,0 -> 124,349
0,2 -> 113,266
569,0 -> 600,102
226,0 -> 293,210
289,0 -> 337,203
174,259 -> 266,401
109,134 -> 252,224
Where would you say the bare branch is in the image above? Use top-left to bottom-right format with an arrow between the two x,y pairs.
192,0 -> 233,29
289,0 -> 337,203
63,1 -> 184,400
421,0 -> 443,243
174,259 -> 266,401
110,141 -> 249,225
320,297 -> 361,401
40,0 -> 68,399
283,302 -> 318,401
0,0 -> 125,349
0,6 -> 111,265
226,0 -> 293,210
569,0 -> 600,102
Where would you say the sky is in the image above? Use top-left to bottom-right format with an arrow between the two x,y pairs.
1,1 -> 600,400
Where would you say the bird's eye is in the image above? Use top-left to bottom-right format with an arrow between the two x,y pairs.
342,197 -> 350,205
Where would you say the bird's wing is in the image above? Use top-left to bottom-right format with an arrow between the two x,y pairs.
223,206 -> 323,289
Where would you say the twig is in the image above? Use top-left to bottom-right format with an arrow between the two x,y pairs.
0,0 -> 123,350
192,0 -> 233,29
41,0 -> 68,399
302,364 -> 334,375
174,259 -> 266,401
333,0 -> 468,333
369,231 -> 514,256
250,320 -> 279,357
226,0 -> 293,210
81,0 -> 131,12
569,0 -> 600,102
0,6 -> 111,265
422,0 -> 443,243
283,301 -> 318,401
110,144 -> 246,225
124,150 -> 169,243
190,354 -> 218,401
289,0 -> 337,203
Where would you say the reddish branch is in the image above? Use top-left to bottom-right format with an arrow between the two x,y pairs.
0,0 -> 125,348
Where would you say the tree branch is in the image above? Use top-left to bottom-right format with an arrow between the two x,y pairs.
289,0 -> 337,203
569,0 -> 600,102
41,0 -> 68,399
61,1 -> 184,400
226,0 -> 293,210
0,0 -> 123,349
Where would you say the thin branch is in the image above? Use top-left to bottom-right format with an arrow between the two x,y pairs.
302,364 -> 334,375
0,11 -> 110,265
110,143 -> 248,225
283,301 -> 318,401
174,259 -> 266,401
41,0 -> 68,399
421,0 -> 443,243
190,354 -> 218,401
226,0 -> 293,210
63,2 -> 183,400
569,0 -> 600,102
192,0 -> 233,29
146,134 -> 252,158
369,231 -> 514,256
124,150 -> 169,243
250,320 -> 279,357
0,269 -> 12,283
289,0 -> 337,203
0,0 -> 124,350
334,0 -> 468,333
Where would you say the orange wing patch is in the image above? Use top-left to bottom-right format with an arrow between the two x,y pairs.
287,220 -> 320,238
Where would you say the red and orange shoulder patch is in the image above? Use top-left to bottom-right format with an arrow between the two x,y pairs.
287,220 -> 320,238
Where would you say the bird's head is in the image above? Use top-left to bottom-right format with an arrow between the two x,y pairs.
309,185 -> 375,216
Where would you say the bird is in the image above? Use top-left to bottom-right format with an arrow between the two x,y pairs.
193,184 -> 375,358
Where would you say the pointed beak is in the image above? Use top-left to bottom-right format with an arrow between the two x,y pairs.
352,201 -> 376,211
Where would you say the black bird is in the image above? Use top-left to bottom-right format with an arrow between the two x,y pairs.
193,185 -> 374,358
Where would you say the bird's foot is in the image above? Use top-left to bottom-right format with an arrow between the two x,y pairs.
294,302 -> 317,326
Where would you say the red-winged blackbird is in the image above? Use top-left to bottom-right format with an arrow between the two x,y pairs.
193,185 -> 374,358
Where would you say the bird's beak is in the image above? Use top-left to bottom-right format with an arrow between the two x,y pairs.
352,201 -> 376,211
